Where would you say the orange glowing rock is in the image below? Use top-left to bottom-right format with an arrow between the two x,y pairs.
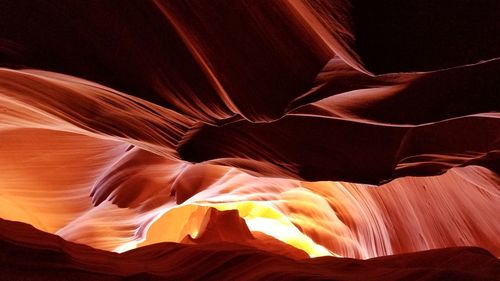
0,1 -> 499,280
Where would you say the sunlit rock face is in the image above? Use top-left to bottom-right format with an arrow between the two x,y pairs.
0,1 -> 499,280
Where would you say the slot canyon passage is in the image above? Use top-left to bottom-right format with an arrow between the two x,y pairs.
0,1 -> 499,280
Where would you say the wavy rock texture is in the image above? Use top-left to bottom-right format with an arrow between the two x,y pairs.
0,0 -> 499,280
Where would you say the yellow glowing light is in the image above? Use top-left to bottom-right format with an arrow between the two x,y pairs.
138,200 -> 337,258
203,201 -> 335,258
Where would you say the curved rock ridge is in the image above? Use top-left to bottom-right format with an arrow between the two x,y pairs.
1,218 -> 499,281
0,1 -> 499,279
2,1 -> 500,122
